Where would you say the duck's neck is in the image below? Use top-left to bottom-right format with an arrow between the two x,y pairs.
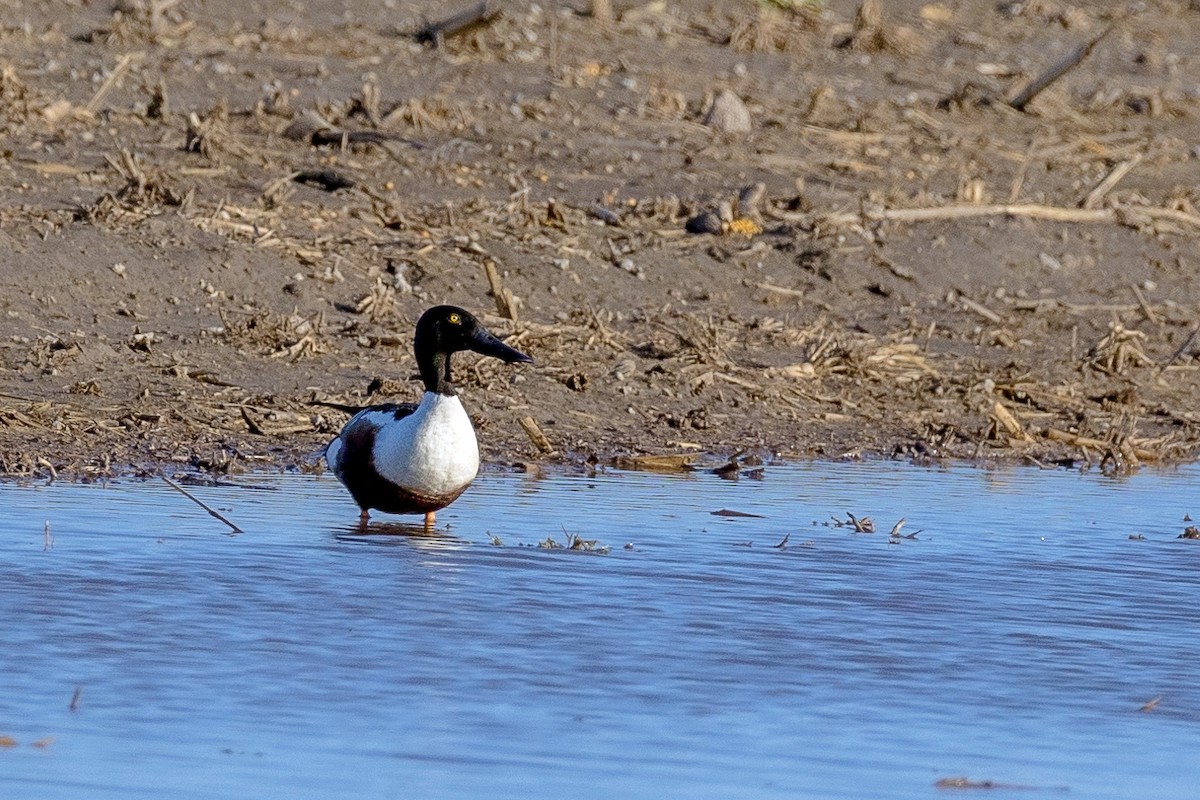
419,351 -> 457,396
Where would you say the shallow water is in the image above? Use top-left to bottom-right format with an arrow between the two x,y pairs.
2,462 -> 1198,799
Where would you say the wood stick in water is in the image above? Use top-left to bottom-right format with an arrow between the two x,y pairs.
161,476 -> 244,533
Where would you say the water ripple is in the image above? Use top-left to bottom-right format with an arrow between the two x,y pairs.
0,462 -> 1198,798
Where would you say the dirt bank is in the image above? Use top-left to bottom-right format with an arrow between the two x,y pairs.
2,0 -> 1199,480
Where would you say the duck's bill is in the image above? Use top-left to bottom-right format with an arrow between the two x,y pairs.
470,327 -> 534,364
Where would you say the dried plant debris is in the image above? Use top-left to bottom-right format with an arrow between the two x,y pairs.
614,453 -> 698,473
1008,23 -> 1115,112
531,526 -> 610,554
1084,323 -> 1153,375
888,518 -> 921,541
934,776 -> 1050,791
832,512 -> 875,533
835,0 -> 917,54
218,311 -> 329,360
335,279 -> 401,322
1138,695 -> 1162,712
729,3 -> 823,53
184,107 -> 253,162
83,149 -> 190,223
0,735 -> 55,750
81,0 -> 194,44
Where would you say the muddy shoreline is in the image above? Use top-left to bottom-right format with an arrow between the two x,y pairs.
2,0 -> 1199,480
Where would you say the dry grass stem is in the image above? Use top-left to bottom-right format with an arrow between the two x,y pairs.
1082,153 -> 1143,209
85,52 -> 142,114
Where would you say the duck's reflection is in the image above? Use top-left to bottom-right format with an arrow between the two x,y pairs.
332,519 -> 471,550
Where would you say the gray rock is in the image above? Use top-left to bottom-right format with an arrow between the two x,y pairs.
686,210 -> 724,235
703,90 -> 752,134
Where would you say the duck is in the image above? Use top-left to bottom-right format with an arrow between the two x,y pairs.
323,305 -> 533,526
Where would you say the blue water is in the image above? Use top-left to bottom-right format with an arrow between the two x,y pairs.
1,462 -> 1198,798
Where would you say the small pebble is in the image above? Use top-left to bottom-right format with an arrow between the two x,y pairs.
619,258 -> 644,279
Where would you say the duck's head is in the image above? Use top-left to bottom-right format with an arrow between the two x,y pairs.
414,305 -> 533,394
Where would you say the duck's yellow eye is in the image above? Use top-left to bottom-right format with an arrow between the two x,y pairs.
448,313 -> 461,324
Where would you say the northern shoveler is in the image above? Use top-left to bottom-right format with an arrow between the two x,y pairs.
324,305 -> 533,526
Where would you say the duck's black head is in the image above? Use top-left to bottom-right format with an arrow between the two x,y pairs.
413,305 -> 533,395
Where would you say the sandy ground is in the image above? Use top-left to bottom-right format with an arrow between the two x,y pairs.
1,0 -> 1199,480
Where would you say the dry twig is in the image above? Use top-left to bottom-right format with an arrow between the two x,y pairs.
161,475 -> 243,533
1008,24 -> 1115,111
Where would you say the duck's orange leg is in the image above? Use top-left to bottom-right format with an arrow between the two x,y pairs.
423,510 -> 436,529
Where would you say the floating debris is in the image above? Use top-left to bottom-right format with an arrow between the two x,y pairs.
711,508 -> 765,518
888,518 -> 920,540
532,527 -> 610,554
712,459 -> 740,479
832,512 -> 875,533
161,476 -> 243,534
934,776 -> 1036,790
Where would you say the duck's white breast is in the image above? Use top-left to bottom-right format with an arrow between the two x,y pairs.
372,392 -> 480,496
